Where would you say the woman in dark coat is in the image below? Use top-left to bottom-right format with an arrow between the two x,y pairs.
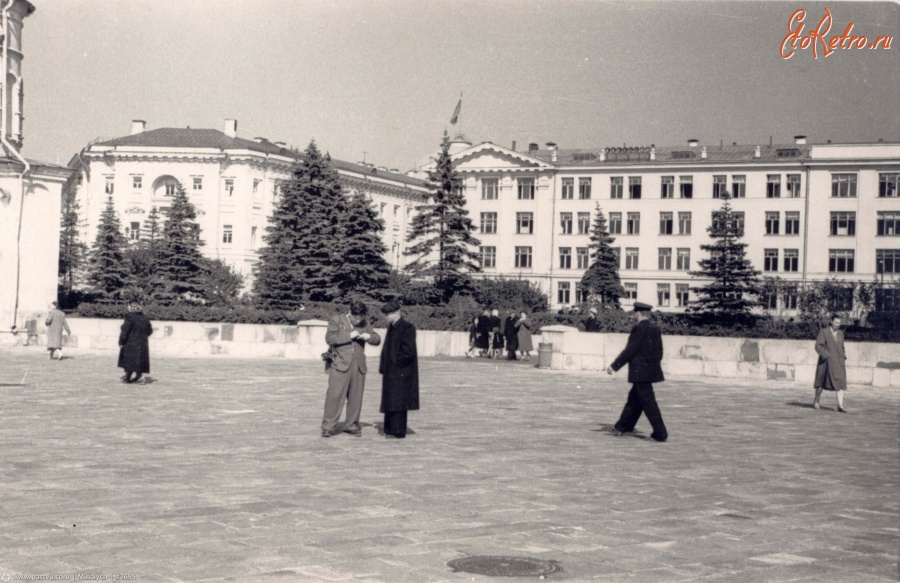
516,311 -> 534,360
813,314 -> 848,412
465,316 -> 480,358
475,309 -> 491,357
504,310 -> 520,360
118,303 -> 153,384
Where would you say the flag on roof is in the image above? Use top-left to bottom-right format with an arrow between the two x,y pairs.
450,99 -> 461,125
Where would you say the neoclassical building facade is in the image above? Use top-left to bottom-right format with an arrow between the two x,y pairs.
68,120 -> 429,285
422,137 -> 900,312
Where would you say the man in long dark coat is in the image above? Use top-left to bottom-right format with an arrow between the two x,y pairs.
118,303 -> 153,384
504,309 -> 519,360
606,302 -> 667,442
475,308 -> 491,357
378,302 -> 419,439
813,314 -> 848,412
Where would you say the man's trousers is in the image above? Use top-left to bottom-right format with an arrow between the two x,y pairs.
322,365 -> 365,432
614,382 -> 668,441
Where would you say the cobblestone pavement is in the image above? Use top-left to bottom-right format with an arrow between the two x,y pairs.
0,348 -> 898,583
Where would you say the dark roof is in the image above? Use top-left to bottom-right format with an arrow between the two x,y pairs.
90,127 -> 427,187
524,144 -> 814,166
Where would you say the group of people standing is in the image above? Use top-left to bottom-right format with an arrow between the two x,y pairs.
466,308 -> 534,361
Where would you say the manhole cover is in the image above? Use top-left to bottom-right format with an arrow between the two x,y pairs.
448,556 -> 561,577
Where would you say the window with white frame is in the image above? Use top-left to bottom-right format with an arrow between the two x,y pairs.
609,212 -> 622,234
766,175 -> 781,198
658,248 -> 672,270
610,177 -> 623,199
831,174 -> 857,197
251,226 -> 258,246
222,225 -> 233,244
561,178 -> 574,200
104,176 -> 114,195
560,212 -> 573,234
126,221 -> 140,241
480,246 -> 496,268
731,175 -> 746,198
657,283 -> 670,307
577,212 -> 590,234
558,282 -> 571,304
764,248 -> 779,272
679,175 -> 693,198
877,211 -> 900,236
659,212 -> 673,235
623,282 -> 638,301
829,249 -> 855,273
661,176 -> 674,199
577,247 -> 589,269
559,247 -> 572,269
225,178 -> 234,196
480,212 -> 497,234
765,211 -> 780,235
515,246 -> 532,268
783,285 -> 799,310
132,175 -> 143,190
192,177 -> 203,191
575,282 -> 588,304
784,249 -> 799,272
830,212 -> 856,236
626,212 -> 640,235
482,178 -> 498,200
676,284 -> 689,307
712,175 -> 727,199
611,247 -> 620,268
678,211 -> 692,235
517,177 -> 535,200
579,178 -> 592,200
785,211 -> 800,235
877,249 -> 900,274
253,179 -> 261,196
676,248 -> 690,270
625,248 -> 639,270
628,177 -> 641,199
880,173 -> 899,197
516,212 -> 533,234
786,174 -> 802,197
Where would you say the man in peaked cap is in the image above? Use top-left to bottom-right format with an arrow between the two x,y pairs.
378,301 -> 419,439
606,302 -> 668,442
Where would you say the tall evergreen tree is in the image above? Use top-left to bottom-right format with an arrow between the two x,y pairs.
580,204 -> 625,308
329,191 -> 392,301
58,186 -> 89,303
124,206 -> 164,292
140,206 -> 164,254
688,193 -> 762,323
404,132 -> 481,302
253,141 -> 347,308
86,196 -> 130,299
153,185 -> 207,304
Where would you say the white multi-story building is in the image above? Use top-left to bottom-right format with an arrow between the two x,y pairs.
432,136 -> 900,312
68,119 -> 429,285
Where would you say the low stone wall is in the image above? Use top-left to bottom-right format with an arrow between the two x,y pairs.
539,325 -> 900,388
0,316 -> 474,360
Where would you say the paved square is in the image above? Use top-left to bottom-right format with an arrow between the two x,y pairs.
1,349 -> 898,582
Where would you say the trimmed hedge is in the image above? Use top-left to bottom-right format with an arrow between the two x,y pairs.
73,302 -> 898,343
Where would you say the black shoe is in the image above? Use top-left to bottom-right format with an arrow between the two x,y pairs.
321,429 -> 337,438
612,424 -> 629,436
837,406 -> 848,413
343,428 -> 362,437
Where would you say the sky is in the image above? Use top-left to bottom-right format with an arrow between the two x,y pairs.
23,0 -> 900,172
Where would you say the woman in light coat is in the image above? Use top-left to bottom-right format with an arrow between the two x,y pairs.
813,314 -> 848,413
45,301 -> 70,360
516,311 -> 534,361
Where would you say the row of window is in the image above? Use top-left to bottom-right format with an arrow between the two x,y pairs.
121,221 -> 259,246
479,173 -> 900,200
105,176 -> 268,197
483,211 -> 900,237
479,246 -> 900,275
554,281 -> 691,308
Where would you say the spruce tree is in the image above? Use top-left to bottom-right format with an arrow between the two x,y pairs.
58,186 -> 88,303
86,196 -> 130,300
329,191 -> 392,302
253,141 -> 347,308
688,193 -> 762,323
124,206 -> 164,292
153,185 -> 207,304
404,132 -> 481,302
580,204 -> 625,308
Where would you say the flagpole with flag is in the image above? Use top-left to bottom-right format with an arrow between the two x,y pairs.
450,95 -> 461,126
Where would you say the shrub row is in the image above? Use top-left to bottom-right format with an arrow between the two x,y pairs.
74,302 -> 898,342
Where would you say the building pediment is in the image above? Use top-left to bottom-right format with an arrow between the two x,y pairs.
450,143 -> 553,172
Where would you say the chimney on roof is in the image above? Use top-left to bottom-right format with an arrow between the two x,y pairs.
754,146 -> 761,158
528,142 -> 539,152
546,142 -> 558,163
794,135 -> 807,145
224,119 -> 238,138
131,120 -> 146,135
688,138 -> 699,147
599,149 -> 606,162
650,145 -> 656,161
701,146 -> 707,159
511,140 -> 517,151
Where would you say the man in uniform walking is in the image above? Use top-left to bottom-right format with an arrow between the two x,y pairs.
606,302 -> 668,442
321,302 -> 381,437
